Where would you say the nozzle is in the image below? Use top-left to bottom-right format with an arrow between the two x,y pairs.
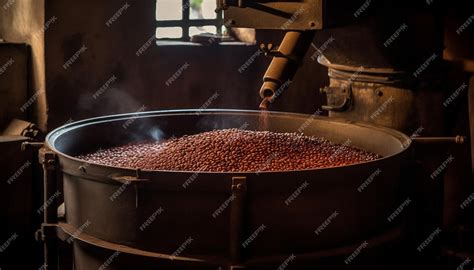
259,80 -> 279,99
258,31 -> 315,106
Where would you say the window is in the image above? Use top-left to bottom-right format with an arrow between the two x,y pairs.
156,0 -> 225,41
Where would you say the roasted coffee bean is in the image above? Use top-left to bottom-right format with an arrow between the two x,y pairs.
77,129 -> 380,172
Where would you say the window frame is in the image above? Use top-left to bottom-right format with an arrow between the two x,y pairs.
156,0 -> 225,41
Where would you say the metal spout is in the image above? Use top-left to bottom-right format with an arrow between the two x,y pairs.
259,31 -> 316,101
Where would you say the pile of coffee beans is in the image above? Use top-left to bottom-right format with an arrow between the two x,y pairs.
77,129 -> 380,172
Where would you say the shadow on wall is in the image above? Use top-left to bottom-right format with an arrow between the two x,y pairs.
0,0 -> 47,131
45,0 -> 329,130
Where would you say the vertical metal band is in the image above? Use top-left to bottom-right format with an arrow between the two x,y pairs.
39,147 -> 59,270
229,176 -> 247,265
182,0 -> 190,40
469,76 -> 474,176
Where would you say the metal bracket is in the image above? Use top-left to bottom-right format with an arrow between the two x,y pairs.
321,84 -> 352,112
217,0 -> 249,11
259,43 -> 300,64
39,147 -> 58,170
221,0 -> 322,30
35,223 -> 59,242
232,176 -> 247,193
21,141 -> 44,151
108,169 -> 150,184
230,176 -> 247,263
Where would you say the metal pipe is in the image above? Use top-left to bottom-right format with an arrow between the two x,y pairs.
259,31 -> 316,103
412,136 -> 466,145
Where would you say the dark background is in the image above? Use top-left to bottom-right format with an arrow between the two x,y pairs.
44,0 -> 328,129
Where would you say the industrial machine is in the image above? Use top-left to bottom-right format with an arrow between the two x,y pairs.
34,1 -> 473,269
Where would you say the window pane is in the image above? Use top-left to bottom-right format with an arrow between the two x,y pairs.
190,0 -> 217,20
156,27 -> 183,39
156,0 -> 182,21
189,26 -> 217,36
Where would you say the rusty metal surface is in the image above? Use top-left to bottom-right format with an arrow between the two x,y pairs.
222,0 -> 323,30
318,59 -> 418,133
320,84 -> 352,112
45,109 -> 410,268
323,79 -> 416,132
318,56 -> 406,75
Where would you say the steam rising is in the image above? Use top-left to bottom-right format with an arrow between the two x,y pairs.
148,126 -> 165,141
79,88 -> 170,142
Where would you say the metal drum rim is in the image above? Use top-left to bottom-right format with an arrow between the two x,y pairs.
45,109 -> 411,176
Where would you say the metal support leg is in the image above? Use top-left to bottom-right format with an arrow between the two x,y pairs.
469,75 -> 474,177
38,148 -> 59,270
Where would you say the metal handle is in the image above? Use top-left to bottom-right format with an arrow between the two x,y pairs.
21,141 -> 44,151
412,136 -> 466,145
320,85 -> 352,112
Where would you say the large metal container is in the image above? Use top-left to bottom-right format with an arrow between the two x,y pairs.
45,109 -> 411,269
